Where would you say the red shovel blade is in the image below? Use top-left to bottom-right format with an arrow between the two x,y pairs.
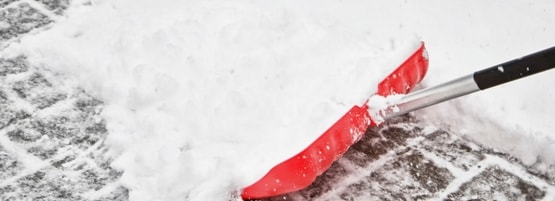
241,43 -> 429,200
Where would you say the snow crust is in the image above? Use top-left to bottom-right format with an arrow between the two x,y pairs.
3,0 -> 555,200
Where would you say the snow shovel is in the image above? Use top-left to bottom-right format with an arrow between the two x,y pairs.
241,42 -> 429,200
241,44 -> 555,200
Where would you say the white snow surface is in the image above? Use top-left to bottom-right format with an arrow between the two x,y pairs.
3,0 -> 555,200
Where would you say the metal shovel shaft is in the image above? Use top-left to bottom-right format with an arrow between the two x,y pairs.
384,45 -> 555,120
383,74 -> 479,119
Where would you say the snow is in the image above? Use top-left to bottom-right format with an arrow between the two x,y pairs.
367,94 -> 404,123
2,0 -> 555,200
0,21 -> 10,30
497,66 -> 504,73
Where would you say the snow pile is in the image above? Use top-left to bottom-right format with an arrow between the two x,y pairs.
3,0 -> 555,200
3,0 -> 421,200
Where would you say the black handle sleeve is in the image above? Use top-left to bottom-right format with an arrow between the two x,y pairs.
473,46 -> 555,90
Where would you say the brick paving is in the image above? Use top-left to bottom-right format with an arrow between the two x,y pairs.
0,57 -> 129,200
258,117 -> 555,201
1,1 -> 129,200
2,1 -> 555,201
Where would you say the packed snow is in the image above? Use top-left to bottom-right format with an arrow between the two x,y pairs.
2,0 -> 555,200
367,94 -> 404,123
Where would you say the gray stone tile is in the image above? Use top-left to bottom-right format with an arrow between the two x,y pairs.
0,3 -> 52,42
78,166 -> 123,191
338,150 -> 454,201
0,64 -> 127,200
0,106 -> 29,130
0,2 -> 127,201
345,118 -> 420,167
92,186 -> 130,201
12,73 -> 68,109
0,56 -> 29,76
0,89 -> 6,101
6,109 -> 107,160
34,0 -> 70,15
295,162 -> 350,200
446,166 -> 545,201
0,145 -> 24,181
0,0 -> 18,8
73,90 -> 103,114
256,119 -> 555,201
420,130 -> 485,171
1,169 -> 84,201
6,121 -> 43,143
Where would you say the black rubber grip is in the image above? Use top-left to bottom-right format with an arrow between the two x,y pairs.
473,46 -> 555,90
